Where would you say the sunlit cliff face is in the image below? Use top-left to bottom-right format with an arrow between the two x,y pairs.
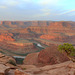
0,33 -> 15,41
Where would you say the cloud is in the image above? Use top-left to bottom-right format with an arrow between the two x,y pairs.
22,0 -> 31,2
34,12 -> 50,18
0,0 -> 34,10
0,6 -> 7,8
36,8 -> 51,18
38,0 -> 59,5
40,9 -> 51,12
58,9 -> 75,15
3,0 -> 19,6
1,0 -> 31,7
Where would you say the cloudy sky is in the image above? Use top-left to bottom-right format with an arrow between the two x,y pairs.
0,0 -> 75,21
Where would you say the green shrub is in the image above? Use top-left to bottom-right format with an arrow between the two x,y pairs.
58,43 -> 75,56
58,43 -> 75,62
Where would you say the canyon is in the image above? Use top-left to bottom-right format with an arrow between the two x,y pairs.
0,21 -> 75,75
0,21 -> 75,56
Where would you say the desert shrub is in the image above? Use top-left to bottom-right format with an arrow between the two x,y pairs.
58,43 -> 75,56
22,68 -> 26,70
58,43 -> 75,61
8,59 -> 16,66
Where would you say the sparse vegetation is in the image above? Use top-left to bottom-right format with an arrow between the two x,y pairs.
22,68 -> 26,70
8,59 -> 16,66
58,43 -> 75,61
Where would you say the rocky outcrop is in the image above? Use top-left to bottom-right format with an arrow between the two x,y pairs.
32,61 -> 75,75
38,45 -> 69,65
19,65 -> 37,70
23,45 -> 69,66
0,53 -> 16,65
0,64 -> 10,75
15,61 -> 75,75
23,52 -> 39,65
15,69 -> 30,75
0,53 -> 16,75
0,53 -> 74,75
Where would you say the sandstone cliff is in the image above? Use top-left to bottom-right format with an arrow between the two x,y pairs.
0,21 -> 53,29
0,21 -> 75,30
0,33 -> 15,41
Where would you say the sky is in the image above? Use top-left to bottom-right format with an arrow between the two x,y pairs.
0,0 -> 75,21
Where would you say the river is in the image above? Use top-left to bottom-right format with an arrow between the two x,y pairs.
13,43 -> 44,64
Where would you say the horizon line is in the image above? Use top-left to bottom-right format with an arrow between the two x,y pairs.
0,20 -> 75,22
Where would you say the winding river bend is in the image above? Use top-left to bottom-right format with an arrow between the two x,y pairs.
13,43 -> 44,64
13,43 -> 44,58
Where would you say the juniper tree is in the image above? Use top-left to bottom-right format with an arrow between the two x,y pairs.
58,43 -> 75,61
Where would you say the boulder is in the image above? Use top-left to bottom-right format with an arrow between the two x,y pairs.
0,53 -> 16,66
23,52 -> 39,65
0,64 -> 10,75
38,45 -> 69,65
